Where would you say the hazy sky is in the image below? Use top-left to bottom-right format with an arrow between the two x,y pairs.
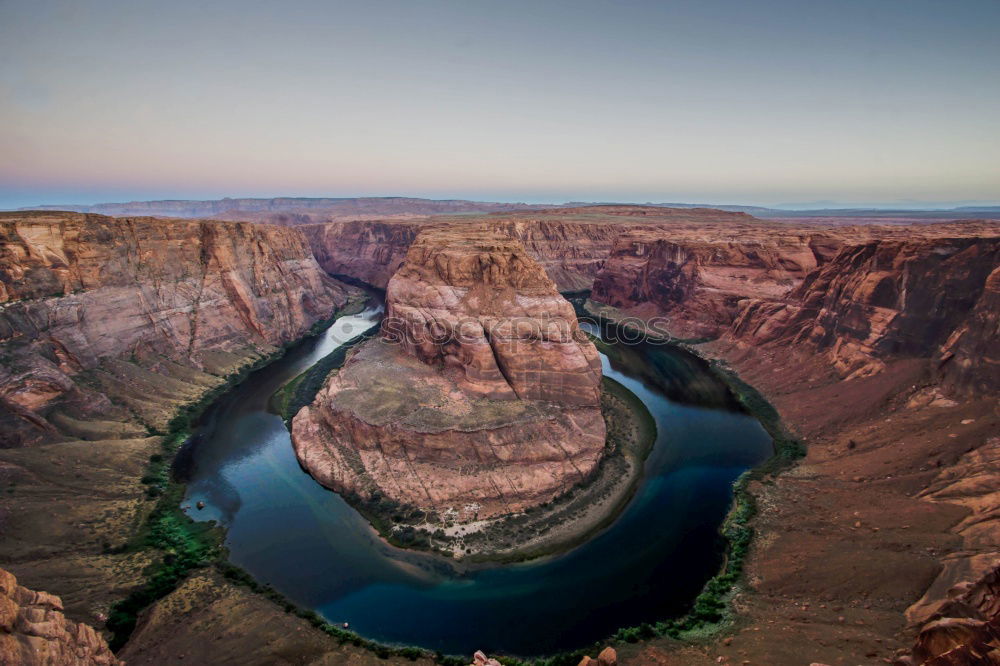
2,0 -> 999,209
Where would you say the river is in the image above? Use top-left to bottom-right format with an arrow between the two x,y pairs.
177,303 -> 772,657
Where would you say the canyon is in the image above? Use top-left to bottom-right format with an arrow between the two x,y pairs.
0,211 -> 358,447
0,204 -> 997,665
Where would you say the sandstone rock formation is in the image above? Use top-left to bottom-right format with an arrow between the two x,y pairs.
590,230 -> 832,338
724,237 -> 1000,393
292,226 -> 605,520
384,226 -> 603,405
301,219 -> 420,288
0,567 -> 119,665
298,205 -> 764,292
0,211 -> 355,446
470,650 -> 502,666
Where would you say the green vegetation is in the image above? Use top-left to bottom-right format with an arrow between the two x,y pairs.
105,301 -> 382,651
106,431 -> 225,649
702,357 -> 807,475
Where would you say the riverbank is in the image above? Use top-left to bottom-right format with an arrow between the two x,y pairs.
576,302 -> 804,646
102,295 -> 374,648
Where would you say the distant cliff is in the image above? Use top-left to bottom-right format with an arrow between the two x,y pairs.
21,196 -> 546,219
299,205 -> 762,292
723,237 -> 1000,394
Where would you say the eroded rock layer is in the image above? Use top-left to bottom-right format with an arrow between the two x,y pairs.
0,567 -> 119,665
724,237 -> 1000,393
384,226 -> 603,405
298,205 -> 764,292
590,230 -> 832,338
292,226 -> 605,519
0,211 -> 354,446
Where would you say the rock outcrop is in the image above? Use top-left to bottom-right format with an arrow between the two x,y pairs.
724,237 -> 1000,393
590,230 -> 831,338
0,211 -> 355,446
577,646 -> 618,666
384,226 -> 603,405
0,567 -> 119,665
301,220 -> 420,288
292,226 -> 605,520
298,205 -> 764,292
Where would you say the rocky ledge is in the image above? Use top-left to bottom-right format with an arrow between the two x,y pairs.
0,566 -> 119,665
292,226 -> 605,523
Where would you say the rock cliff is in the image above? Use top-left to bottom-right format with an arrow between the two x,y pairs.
0,211 -> 355,446
724,237 -> 1000,393
590,230 -> 831,338
0,567 -> 119,665
298,205 -> 762,292
292,226 -> 605,520
301,219 -> 421,288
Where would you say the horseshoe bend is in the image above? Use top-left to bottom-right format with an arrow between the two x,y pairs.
4,3 -> 1000,662
1,202 -> 998,665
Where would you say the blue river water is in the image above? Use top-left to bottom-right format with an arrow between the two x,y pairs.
178,306 -> 772,657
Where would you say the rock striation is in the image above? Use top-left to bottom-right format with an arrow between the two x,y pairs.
724,237 -> 1000,393
0,567 -> 119,665
298,205 -> 765,292
590,230 -> 832,338
301,220 -> 421,288
0,211 -> 354,446
384,226 -> 603,405
292,226 -> 605,520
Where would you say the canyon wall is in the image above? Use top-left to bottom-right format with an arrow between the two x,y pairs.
0,211 -> 355,446
0,567 -> 119,665
292,225 -> 605,520
301,220 -> 421,288
723,237 -> 1000,393
590,231 -> 833,338
584,223 -> 1000,665
298,205 -> 764,292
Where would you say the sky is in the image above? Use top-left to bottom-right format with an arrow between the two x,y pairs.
1,0 -> 999,210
